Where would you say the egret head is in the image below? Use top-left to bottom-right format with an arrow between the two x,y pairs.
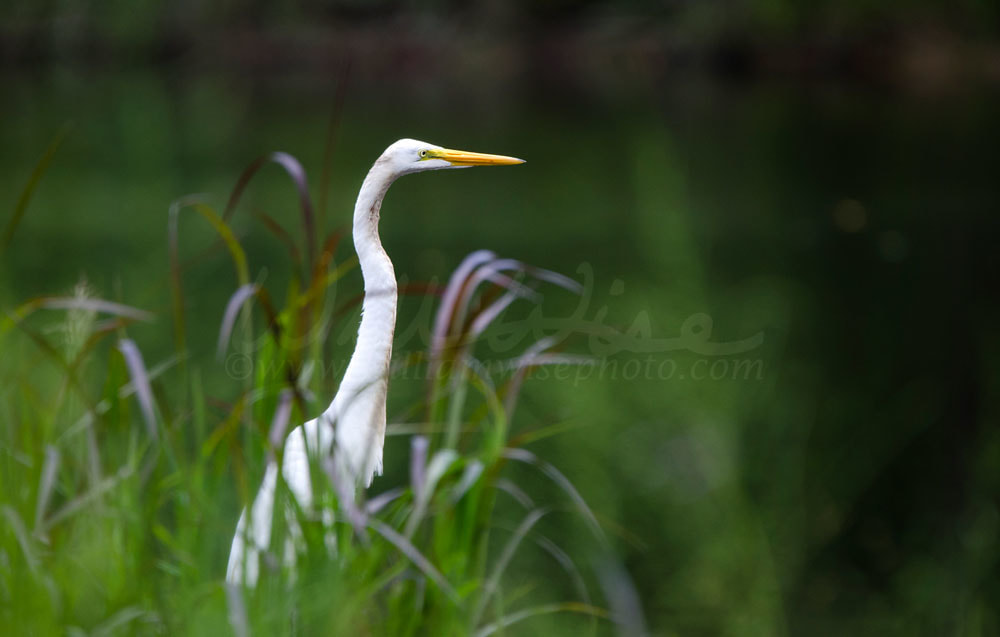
381,138 -> 525,176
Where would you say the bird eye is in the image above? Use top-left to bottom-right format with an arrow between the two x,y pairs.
419,150 -> 428,158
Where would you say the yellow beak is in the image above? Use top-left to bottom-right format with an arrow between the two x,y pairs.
429,148 -> 525,166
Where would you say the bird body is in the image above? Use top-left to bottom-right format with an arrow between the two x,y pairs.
227,138 -> 523,586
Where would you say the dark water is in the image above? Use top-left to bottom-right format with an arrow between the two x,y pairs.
3,68 -> 999,632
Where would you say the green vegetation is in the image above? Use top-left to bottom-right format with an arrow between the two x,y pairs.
0,146 -> 620,634
1,60 -> 999,634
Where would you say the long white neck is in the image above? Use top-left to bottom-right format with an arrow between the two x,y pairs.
324,159 -> 399,486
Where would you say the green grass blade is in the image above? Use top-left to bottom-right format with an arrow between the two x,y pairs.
502,448 -> 605,544
472,508 -> 549,625
368,519 -> 459,604
473,602 -> 609,637
1,505 -> 40,575
0,123 -> 71,254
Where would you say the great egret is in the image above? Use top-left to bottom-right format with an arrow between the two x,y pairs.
226,138 -> 524,585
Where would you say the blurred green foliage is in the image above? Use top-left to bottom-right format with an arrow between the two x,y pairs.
2,57 -> 1000,636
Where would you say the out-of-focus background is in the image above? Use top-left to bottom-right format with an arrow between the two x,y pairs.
3,1 -> 1000,634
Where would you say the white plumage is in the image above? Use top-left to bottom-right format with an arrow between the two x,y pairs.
226,138 -> 524,586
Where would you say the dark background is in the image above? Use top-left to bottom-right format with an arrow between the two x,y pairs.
2,1 -> 1000,634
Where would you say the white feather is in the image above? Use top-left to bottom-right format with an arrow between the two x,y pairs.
226,139 -> 519,586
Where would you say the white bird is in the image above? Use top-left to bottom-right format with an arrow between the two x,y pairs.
226,138 -> 524,586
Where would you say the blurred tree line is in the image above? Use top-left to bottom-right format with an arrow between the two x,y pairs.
2,0 -> 998,67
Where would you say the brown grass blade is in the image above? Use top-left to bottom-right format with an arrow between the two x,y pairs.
430,250 -> 497,365
268,152 -> 317,268
253,209 -> 303,275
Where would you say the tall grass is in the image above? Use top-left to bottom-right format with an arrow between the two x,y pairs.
0,142 -> 637,635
